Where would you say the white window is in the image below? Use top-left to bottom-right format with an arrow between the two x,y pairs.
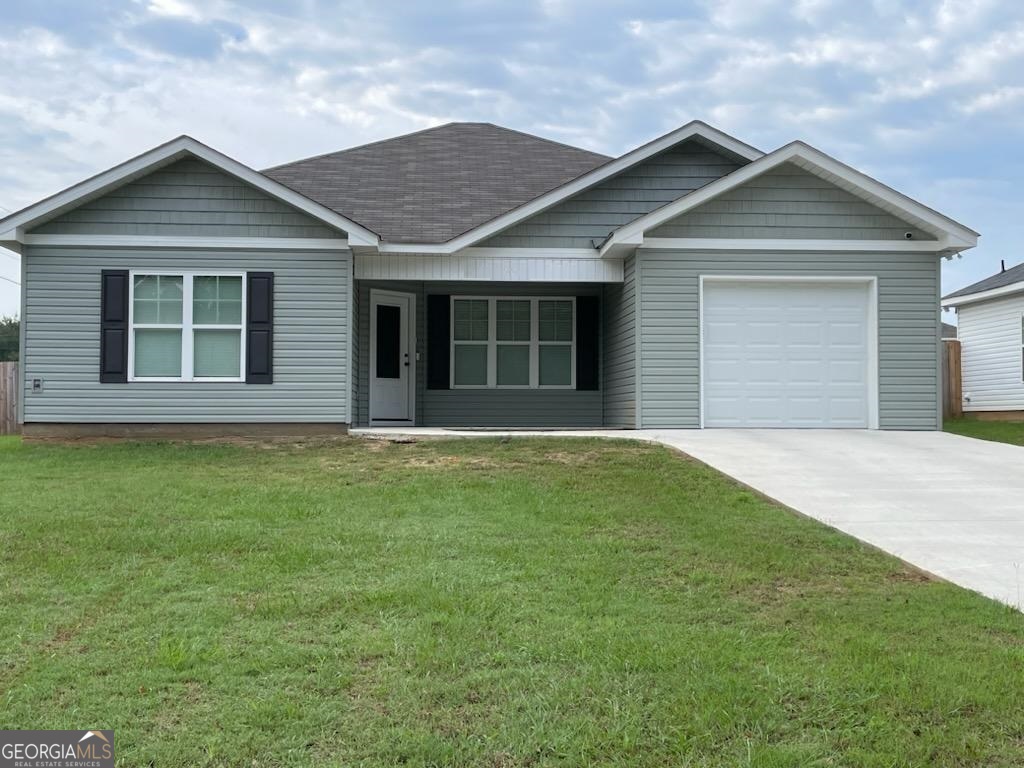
129,271 -> 246,382
451,297 -> 575,388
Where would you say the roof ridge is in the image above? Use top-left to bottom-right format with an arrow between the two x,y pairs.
261,122 -> 458,172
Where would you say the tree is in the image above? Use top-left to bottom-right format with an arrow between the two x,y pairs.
0,316 -> 18,361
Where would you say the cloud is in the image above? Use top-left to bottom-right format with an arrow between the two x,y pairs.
0,0 -> 1023,315
129,18 -> 246,59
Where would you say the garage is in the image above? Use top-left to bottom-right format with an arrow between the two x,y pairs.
700,277 -> 876,428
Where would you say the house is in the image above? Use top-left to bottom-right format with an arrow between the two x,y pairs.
0,121 -> 978,436
943,261 -> 1024,417
942,322 -> 958,339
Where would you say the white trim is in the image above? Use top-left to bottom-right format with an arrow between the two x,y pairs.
370,121 -> 763,254
354,250 -> 622,283
346,253 -> 354,424
369,289 -> 417,426
602,142 -> 979,258
0,136 -> 379,247
17,244 -> 26,425
633,253 -> 642,429
697,275 -> 880,430
641,237 -> 951,253
450,296 -> 576,390
23,234 -> 350,251
128,270 -> 247,383
942,280 -> 1024,307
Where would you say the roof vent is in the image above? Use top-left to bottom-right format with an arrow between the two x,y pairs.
1001,259 -> 1006,272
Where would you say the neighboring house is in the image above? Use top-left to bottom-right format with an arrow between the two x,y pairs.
943,262 -> 1024,416
942,322 -> 958,339
0,121 -> 978,436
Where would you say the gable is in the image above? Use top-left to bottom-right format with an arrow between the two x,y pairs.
649,162 -> 936,241
29,157 -> 344,239
480,140 -> 745,248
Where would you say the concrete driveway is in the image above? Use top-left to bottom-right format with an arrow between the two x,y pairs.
647,429 -> 1024,608
358,426 -> 1024,607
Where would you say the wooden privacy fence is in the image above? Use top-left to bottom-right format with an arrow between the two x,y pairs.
0,362 -> 18,435
941,339 -> 962,420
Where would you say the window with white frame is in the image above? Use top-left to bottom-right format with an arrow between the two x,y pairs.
451,297 -> 574,388
130,272 -> 245,381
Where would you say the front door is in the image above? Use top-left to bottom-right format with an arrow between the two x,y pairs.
370,291 -> 414,423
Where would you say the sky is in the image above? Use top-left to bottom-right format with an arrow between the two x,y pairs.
1,0 -> 1022,320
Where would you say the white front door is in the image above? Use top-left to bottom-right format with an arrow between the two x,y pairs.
370,291 -> 415,423
701,279 -> 874,428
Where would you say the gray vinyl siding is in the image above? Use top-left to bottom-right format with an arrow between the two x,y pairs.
354,280 -> 603,427
650,163 -> 935,240
481,141 -> 743,248
602,254 -> 636,427
30,158 -> 343,239
637,249 -> 941,430
22,246 -> 351,423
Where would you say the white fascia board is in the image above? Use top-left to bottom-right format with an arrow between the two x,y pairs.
355,250 -> 623,282
380,121 -> 764,255
23,234 -> 350,251
0,136 -> 380,247
459,247 -> 599,259
942,281 -> 1024,307
641,237 -> 954,253
600,141 -> 979,257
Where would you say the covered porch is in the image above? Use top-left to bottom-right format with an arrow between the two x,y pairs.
352,277 -> 634,428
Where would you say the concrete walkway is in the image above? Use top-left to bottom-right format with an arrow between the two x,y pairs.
353,427 -> 1024,608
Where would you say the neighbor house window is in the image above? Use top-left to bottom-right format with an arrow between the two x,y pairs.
130,272 -> 245,381
451,297 -> 574,388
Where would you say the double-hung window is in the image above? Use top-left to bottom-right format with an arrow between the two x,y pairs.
451,297 -> 574,388
130,272 -> 246,381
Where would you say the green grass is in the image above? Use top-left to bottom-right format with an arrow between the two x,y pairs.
1,435 -> 1022,767
945,417 -> 1024,446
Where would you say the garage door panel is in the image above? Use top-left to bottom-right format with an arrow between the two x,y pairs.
702,280 -> 871,428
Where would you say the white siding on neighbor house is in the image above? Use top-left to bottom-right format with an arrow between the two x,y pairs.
23,246 -> 351,423
957,294 -> 1024,411
637,249 -> 941,430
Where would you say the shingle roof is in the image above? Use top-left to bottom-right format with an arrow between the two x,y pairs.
262,122 -> 611,244
943,262 -> 1024,300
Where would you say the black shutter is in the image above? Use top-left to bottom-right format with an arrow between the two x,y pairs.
246,272 -> 273,384
100,270 -> 129,383
427,294 -> 450,389
575,295 -> 599,391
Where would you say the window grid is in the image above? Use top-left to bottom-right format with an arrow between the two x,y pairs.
128,271 -> 247,383
450,296 -> 575,389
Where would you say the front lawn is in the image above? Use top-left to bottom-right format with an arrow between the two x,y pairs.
945,417 -> 1024,446
1,435 -> 1022,766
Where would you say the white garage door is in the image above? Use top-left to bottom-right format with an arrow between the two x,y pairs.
702,280 -> 872,428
